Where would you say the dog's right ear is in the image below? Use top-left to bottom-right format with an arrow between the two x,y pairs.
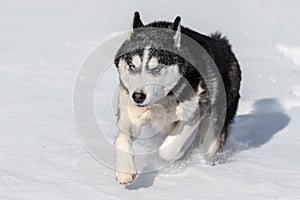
128,11 -> 144,40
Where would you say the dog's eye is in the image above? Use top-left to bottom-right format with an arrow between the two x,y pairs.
152,67 -> 161,74
129,64 -> 137,72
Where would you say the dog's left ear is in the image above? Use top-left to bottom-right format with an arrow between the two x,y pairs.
171,16 -> 181,48
128,11 -> 144,40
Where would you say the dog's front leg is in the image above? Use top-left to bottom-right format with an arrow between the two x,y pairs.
114,130 -> 137,185
159,118 -> 200,160
114,86 -> 149,185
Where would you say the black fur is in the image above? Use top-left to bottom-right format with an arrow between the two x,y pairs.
145,20 -> 241,146
114,12 -> 241,150
132,11 -> 144,28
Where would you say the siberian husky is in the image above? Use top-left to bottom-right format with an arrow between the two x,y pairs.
113,12 -> 241,185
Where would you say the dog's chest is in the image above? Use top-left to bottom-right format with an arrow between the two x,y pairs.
127,96 -> 179,128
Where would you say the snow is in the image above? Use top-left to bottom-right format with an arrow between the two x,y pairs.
277,44 -> 300,66
1,0 -> 300,199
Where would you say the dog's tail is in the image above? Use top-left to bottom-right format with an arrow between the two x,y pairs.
210,31 -> 242,145
211,31 -> 232,50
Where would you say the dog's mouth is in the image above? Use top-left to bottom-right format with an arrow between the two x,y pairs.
136,104 -> 150,108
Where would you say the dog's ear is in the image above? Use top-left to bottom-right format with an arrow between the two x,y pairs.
128,11 -> 144,40
172,16 -> 181,48
132,11 -> 144,29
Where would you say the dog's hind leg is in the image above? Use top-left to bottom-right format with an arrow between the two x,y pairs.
158,117 -> 200,160
200,123 -> 228,157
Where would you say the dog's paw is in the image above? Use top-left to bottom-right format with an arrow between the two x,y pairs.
116,171 -> 137,185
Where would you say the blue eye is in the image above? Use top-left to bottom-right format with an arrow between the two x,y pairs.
152,67 -> 161,74
129,64 -> 137,72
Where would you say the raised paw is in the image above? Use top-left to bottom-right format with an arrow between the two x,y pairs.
116,171 -> 137,185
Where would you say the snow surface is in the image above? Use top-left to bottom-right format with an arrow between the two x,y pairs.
1,0 -> 300,199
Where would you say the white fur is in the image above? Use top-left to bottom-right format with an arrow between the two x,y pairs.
118,53 -> 181,106
131,55 -> 142,68
142,46 -> 150,69
173,21 -> 181,48
116,54 -> 207,184
159,119 -> 199,160
176,95 -> 200,121
148,57 -> 159,69
115,132 -> 137,185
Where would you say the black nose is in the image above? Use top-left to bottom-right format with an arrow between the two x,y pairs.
132,92 -> 146,104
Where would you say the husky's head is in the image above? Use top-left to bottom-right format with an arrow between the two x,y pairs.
114,12 -> 187,107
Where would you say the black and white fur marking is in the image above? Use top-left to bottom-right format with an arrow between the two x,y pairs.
114,12 -> 241,185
